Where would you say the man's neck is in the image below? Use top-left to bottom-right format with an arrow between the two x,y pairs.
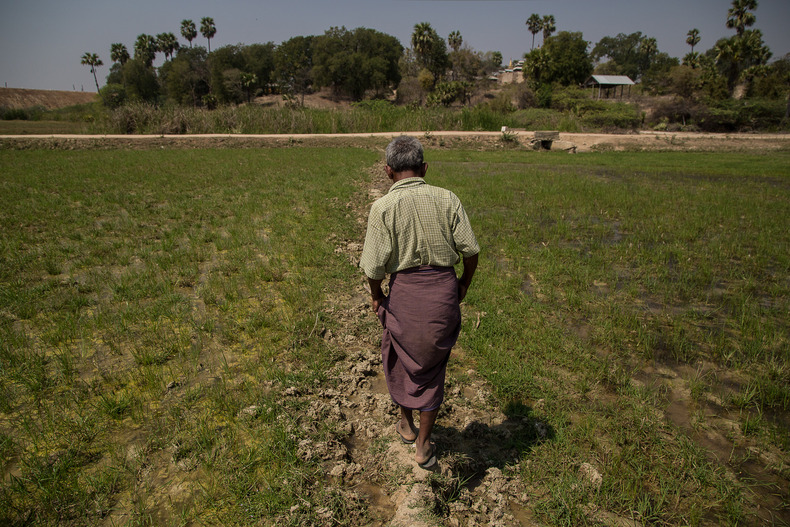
391,170 -> 423,183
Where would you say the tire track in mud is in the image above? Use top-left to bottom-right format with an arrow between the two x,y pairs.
306,161 -> 547,526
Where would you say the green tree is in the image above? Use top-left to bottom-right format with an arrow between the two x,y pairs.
523,47 -> 550,86
541,15 -> 556,43
747,53 -> 790,99
489,51 -> 503,70
450,48 -> 483,83
410,22 -> 448,82
714,30 -> 772,91
275,36 -> 314,105
200,17 -> 217,52
592,32 -> 662,80
157,32 -> 180,61
448,31 -> 462,53
80,52 -> 103,93
242,43 -> 277,95
110,43 -> 129,65
726,0 -> 758,36
207,45 -> 246,103
686,28 -> 701,54
683,52 -> 701,69
181,19 -> 197,48
134,34 -> 157,67
640,36 -> 658,73
240,72 -> 258,102
122,59 -> 159,102
159,46 -> 209,106
312,26 -> 402,100
526,14 -> 542,50
540,31 -> 593,86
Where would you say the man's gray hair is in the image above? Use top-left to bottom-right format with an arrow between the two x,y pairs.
386,136 -> 424,173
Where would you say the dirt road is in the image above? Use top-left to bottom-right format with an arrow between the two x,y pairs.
1,131 -> 788,153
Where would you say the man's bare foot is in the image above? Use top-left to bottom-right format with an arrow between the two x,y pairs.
396,421 -> 418,443
415,441 -> 437,468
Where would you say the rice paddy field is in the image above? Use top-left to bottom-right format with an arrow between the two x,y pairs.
0,139 -> 788,526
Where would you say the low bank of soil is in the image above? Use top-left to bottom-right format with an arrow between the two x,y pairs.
1,130 -> 788,154
0,87 -> 98,110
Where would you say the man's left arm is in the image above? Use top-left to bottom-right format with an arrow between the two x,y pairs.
458,253 -> 478,302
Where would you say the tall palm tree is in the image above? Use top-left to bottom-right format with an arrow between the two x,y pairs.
157,32 -> 180,61
526,14 -> 542,50
110,43 -> 129,65
80,52 -> 103,93
240,72 -> 258,103
448,31 -> 462,53
686,28 -> 701,53
134,34 -> 157,66
541,15 -> 556,44
200,17 -> 217,53
726,0 -> 758,36
640,37 -> 657,74
181,19 -> 197,48
411,22 -> 435,68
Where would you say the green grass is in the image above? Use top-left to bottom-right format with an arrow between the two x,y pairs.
0,146 -> 376,525
433,149 -> 790,525
1,144 -> 788,525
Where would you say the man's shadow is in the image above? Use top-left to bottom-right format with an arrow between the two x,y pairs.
430,401 -> 555,490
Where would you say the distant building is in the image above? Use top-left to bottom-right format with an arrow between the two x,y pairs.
584,75 -> 635,99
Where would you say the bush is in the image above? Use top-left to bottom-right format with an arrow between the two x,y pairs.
579,103 -> 641,131
1,106 -> 45,121
647,97 -> 696,128
695,98 -> 786,132
99,84 -> 127,109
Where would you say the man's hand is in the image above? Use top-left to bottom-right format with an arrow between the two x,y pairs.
372,296 -> 384,313
458,282 -> 469,302
367,277 -> 385,313
457,253 -> 478,303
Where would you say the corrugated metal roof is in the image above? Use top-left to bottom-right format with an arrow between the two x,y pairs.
587,75 -> 635,85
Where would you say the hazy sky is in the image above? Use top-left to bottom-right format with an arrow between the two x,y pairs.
1,0 -> 789,92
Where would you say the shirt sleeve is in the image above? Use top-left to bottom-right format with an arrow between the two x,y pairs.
359,205 -> 392,280
451,198 -> 480,258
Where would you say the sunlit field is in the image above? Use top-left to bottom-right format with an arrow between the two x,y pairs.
1,144 -> 788,525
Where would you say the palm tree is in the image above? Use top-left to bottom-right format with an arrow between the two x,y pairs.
411,22 -> 435,67
686,28 -> 701,54
181,19 -> 197,48
80,52 -> 103,93
526,13 -> 542,50
541,15 -> 556,44
240,72 -> 258,102
523,47 -> 549,86
682,51 -> 700,69
641,36 -> 657,71
448,31 -> 462,53
726,0 -> 758,36
200,17 -> 217,52
110,43 -> 129,65
157,32 -> 180,61
134,34 -> 158,66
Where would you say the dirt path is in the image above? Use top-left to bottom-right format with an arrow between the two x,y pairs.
305,162 -> 547,527
1,131 -> 788,153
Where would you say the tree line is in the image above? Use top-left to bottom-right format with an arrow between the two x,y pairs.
521,0 -> 784,102
81,0 -> 787,110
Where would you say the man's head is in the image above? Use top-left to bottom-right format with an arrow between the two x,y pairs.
385,136 -> 425,176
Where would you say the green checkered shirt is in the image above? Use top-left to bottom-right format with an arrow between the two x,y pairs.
360,177 -> 479,280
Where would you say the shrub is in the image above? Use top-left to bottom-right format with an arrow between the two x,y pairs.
1,106 -> 45,121
99,84 -> 127,109
579,103 -> 641,131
